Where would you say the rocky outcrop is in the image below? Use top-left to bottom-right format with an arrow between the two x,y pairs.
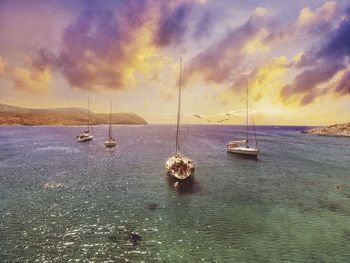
302,123 -> 350,137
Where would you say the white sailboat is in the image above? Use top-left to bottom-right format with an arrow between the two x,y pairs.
104,101 -> 117,148
165,59 -> 195,180
227,83 -> 260,156
77,98 -> 94,142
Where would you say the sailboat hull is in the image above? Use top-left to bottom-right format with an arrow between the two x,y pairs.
165,155 -> 194,180
77,135 -> 93,142
227,146 -> 259,156
104,140 -> 116,147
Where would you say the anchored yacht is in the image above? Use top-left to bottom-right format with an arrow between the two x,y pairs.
77,98 -> 93,142
227,83 -> 260,156
104,101 -> 117,148
165,59 -> 195,179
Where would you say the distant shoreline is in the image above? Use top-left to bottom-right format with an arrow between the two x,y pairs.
0,123 -> 321,128
0,102 -> 148,125
0,123 -> 147,126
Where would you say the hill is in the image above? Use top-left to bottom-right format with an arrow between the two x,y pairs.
0,103 -> 147,125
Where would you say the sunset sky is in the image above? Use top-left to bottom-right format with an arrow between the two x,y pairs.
0,0 -> 349,125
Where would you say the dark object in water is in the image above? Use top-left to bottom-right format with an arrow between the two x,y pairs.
319,200 -> 344,213
335,184 -> 348,190
146,202 -> 158,211
109,225 -> 140,245
129,232 -> 142,245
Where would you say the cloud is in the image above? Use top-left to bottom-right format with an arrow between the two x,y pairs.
214,57 -> 288,105
55,2 -> 152,90
184,1 -> 346,106
154,2 -> 193,47
281,4 -> 350,105
184,7 -> 268,85
334,70 -> 350,95
193,11 -> 212,39
296,1 -> 338,34
281,60 -> 343,101
11,67 -> 52,94
244,57 -> 288,100
263,1 -> 338,49
24,0 -> 204,92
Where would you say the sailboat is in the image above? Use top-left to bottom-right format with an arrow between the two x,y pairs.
227,82 -> 260,156
165,59 -> 195,180
77,98 -> 94,142
104,101 -> 117,147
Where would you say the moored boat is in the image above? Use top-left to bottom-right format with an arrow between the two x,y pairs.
165,154 -> 194,180
227,82 -> 260,156
104,101 -> 117,148
77,98 -> 94,142
165,59 -> 195,180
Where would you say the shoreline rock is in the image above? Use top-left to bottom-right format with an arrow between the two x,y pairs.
302,123 -> 350,138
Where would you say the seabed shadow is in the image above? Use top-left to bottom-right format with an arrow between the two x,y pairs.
166,175 -> 201,194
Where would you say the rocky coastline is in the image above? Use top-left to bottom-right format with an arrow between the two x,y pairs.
302,123 -> 350,138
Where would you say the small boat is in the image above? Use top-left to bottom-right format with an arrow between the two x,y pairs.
77,98 -> 93,142
227,140 -> 259,156
227,82 -> 260,156
165,59 -> 195,180
77,131 -> 93,142
104,101 -> 117,148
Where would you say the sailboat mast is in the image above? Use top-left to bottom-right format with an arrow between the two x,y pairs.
87,98 -> 90,132
175,58 -> 182,154
251,112 -> 259,149
246,81 -> 248,144
109,101 -> 112,139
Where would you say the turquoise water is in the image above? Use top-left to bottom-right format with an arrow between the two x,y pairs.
0,125 -> 349,262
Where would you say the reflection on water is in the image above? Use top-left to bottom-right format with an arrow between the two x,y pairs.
166,175 -> 201,194
0,125 -> 349,262
227,152 -> 259,161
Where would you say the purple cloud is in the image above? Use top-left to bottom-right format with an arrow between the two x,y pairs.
193,11 -> 212,39
154,3 -> 193,47
27,0 -> 207,91
281,5 -> 350,104
184,8 -> 267,84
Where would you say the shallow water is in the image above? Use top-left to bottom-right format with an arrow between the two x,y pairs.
0,125 -> 349,262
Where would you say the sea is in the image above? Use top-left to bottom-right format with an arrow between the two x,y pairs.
0,125 -> 349,262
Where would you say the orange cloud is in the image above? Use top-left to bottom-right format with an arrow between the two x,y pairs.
250,57 -> 288,100
12,67 -> 52,94
216,57 -> 288,105
28,1 -> 203,92
297,1 -> 338,30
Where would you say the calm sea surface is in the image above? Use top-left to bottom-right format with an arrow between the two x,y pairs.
0,125 -> 349,262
